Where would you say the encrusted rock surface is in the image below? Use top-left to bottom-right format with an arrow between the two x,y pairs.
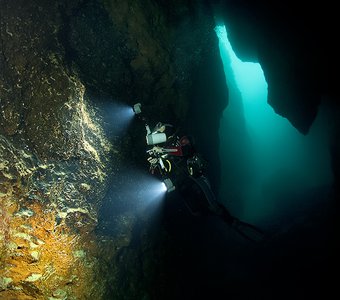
1,0 -> 226,299
0,1 -> 117,298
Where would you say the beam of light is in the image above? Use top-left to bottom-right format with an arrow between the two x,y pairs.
141,177 -> 168,202
105,169 -> 167,214
215,24 -> 333,224
125,173 -> 167,219
125,171 -> 167,207
97,169 -> 167,236
105,101 -> 135,136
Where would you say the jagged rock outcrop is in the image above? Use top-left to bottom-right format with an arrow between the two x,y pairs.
214,0 -> 340,204
214,0 -> 339,134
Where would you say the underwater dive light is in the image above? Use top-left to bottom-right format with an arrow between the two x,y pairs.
133,103 -> 142,115
163,178 -> 175,193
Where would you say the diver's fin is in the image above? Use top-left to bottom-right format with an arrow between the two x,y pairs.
232,220 -> 265,243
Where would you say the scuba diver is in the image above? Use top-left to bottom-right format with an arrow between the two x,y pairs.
133,103 -> 265,242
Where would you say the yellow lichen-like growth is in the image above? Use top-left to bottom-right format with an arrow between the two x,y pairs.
77,96 -> 111,165
0,197 -> 101,300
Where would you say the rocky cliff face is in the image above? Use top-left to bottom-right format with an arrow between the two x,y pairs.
0,1 -> 117,298
0,0 -> 226,298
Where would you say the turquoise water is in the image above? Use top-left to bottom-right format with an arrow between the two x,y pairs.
215,25 -> 332,223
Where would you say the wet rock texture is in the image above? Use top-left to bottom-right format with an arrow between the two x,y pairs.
0,134 -> 117,299
1,0 -> 225,299
1,0 -> 339,299
0,1 -> 116,298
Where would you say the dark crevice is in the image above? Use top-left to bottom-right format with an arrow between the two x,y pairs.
56,1 -> 89,69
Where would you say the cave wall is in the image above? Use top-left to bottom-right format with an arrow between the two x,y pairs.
0,1 -> 119,298
0,0 -> 227,298
214,0 -> 338,133
59,0 -> 228,169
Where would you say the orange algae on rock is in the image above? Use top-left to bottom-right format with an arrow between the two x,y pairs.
0,197 -> 104,300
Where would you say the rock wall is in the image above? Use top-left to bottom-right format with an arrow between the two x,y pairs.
0,0 -> 123,298
1,0 -> 227,299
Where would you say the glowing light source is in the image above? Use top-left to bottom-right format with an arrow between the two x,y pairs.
161,182 -> 167,192
115,170 -> 168,208
137,178 -> 166,201
133,103 -> 142,115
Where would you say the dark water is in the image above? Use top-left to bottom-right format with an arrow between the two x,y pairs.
160,184 -> 336,300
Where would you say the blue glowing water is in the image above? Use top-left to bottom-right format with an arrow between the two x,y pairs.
215,25 -> 332,223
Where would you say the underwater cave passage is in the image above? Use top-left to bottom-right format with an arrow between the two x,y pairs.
214,24 -> 333,225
